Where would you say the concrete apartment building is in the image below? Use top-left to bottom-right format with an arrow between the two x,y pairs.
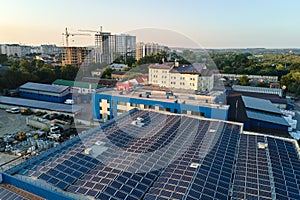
0,44 -> 31,57
149,62 -> 214,91
94,32 -> 136,64
61,47 -> 92,67
136,42 -> 169,60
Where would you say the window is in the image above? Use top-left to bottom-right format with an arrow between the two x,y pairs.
118,101 -> 127,106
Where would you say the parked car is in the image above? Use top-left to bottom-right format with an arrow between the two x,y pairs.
20,108 -> 33,115
5,107 -> 20,114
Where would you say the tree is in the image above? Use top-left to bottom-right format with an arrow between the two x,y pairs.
101,67 -> 114,79
0,54 -> 8,64
238,75 -> 250,86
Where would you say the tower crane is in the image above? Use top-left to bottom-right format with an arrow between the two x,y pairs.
78,26 -> 103,34
62,27 -> 91,47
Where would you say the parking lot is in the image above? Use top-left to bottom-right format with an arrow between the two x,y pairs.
0,109 -> 33,137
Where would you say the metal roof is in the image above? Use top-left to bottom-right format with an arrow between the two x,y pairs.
52,79 -> 103,90
233,85 -> 283,97
246,110 -> 290,126
242,96 -> 282,114
19,82 -> 69,94
0,96 -> 81,113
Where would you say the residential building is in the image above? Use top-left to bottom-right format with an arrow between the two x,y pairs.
149,62 -> 215,91
94,32 -> 136,64
92,87 -> 228,122
40,44 -> 62,55
136,42 -> 169,60
115,34 -> 136,58
0,44 -> 31,57
61,47 -> 92,67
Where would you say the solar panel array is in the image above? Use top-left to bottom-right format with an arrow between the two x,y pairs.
267,137 -> 300,200
232,134 -> 273,200
10,108 -> 300,200
0,186 -> 29,200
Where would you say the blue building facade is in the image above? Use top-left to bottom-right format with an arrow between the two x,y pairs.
19,82 -> 70,103
92,93 -> 229,121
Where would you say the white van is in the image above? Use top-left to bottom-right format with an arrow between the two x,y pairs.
64,99 -> 74,104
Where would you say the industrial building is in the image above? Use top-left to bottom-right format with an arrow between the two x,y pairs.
149,62 -> 215,91
232,85 -> 283,97
52,79 -> 103,94
0,96 -> 81,114
227,94 -> 290,136
92,87 -> 229,122
1,109 -> 300,200
19,82 -> 70,103
226,89 -> 288,109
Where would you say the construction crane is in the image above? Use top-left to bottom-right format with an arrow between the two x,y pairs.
78,26 -> 103,34
62,27 -> 91,47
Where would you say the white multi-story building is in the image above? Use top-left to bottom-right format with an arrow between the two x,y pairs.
136,42 -> 169,60
0,44 -> 31,57
149,62 -> 214,91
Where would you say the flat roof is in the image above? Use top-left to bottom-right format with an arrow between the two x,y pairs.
0,96 -> 81,113
19,82 -> 69,94
246,110 -> 290,126
97,88 -> 228,109
242,96 -> 282,114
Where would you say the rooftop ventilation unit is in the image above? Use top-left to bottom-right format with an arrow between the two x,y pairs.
190,163 -> 200,168
131,117 -> 144,127
257,142 -> 268,149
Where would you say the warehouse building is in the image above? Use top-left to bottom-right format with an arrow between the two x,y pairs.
227,94 -> 290,136
19,82 -> 70,103
1,109 -> 300,200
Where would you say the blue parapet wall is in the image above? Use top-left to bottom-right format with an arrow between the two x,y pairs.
0,173 -> 74,200
92,93 -> 228,120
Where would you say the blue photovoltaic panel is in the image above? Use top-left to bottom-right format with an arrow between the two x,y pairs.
9,109 -> 300,200
0,186 -> 30,200
267,138 -> 300,200
231,134 -> 273,200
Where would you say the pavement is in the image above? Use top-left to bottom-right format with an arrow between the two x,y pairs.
0,109 -> 33,137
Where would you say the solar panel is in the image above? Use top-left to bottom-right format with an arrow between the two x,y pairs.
9,109 -> 300,200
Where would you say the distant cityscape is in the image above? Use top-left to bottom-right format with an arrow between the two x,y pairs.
1,27 -> 300,200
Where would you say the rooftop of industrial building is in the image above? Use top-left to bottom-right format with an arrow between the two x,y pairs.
0,96 -> 82,114
96,86 -> 228,109
242,96 -> 282,115
19,82 -> 69,94
2,109 -> 300,200
52,79 -> 104,90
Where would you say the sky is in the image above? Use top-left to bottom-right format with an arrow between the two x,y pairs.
1,0 -> 300,48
